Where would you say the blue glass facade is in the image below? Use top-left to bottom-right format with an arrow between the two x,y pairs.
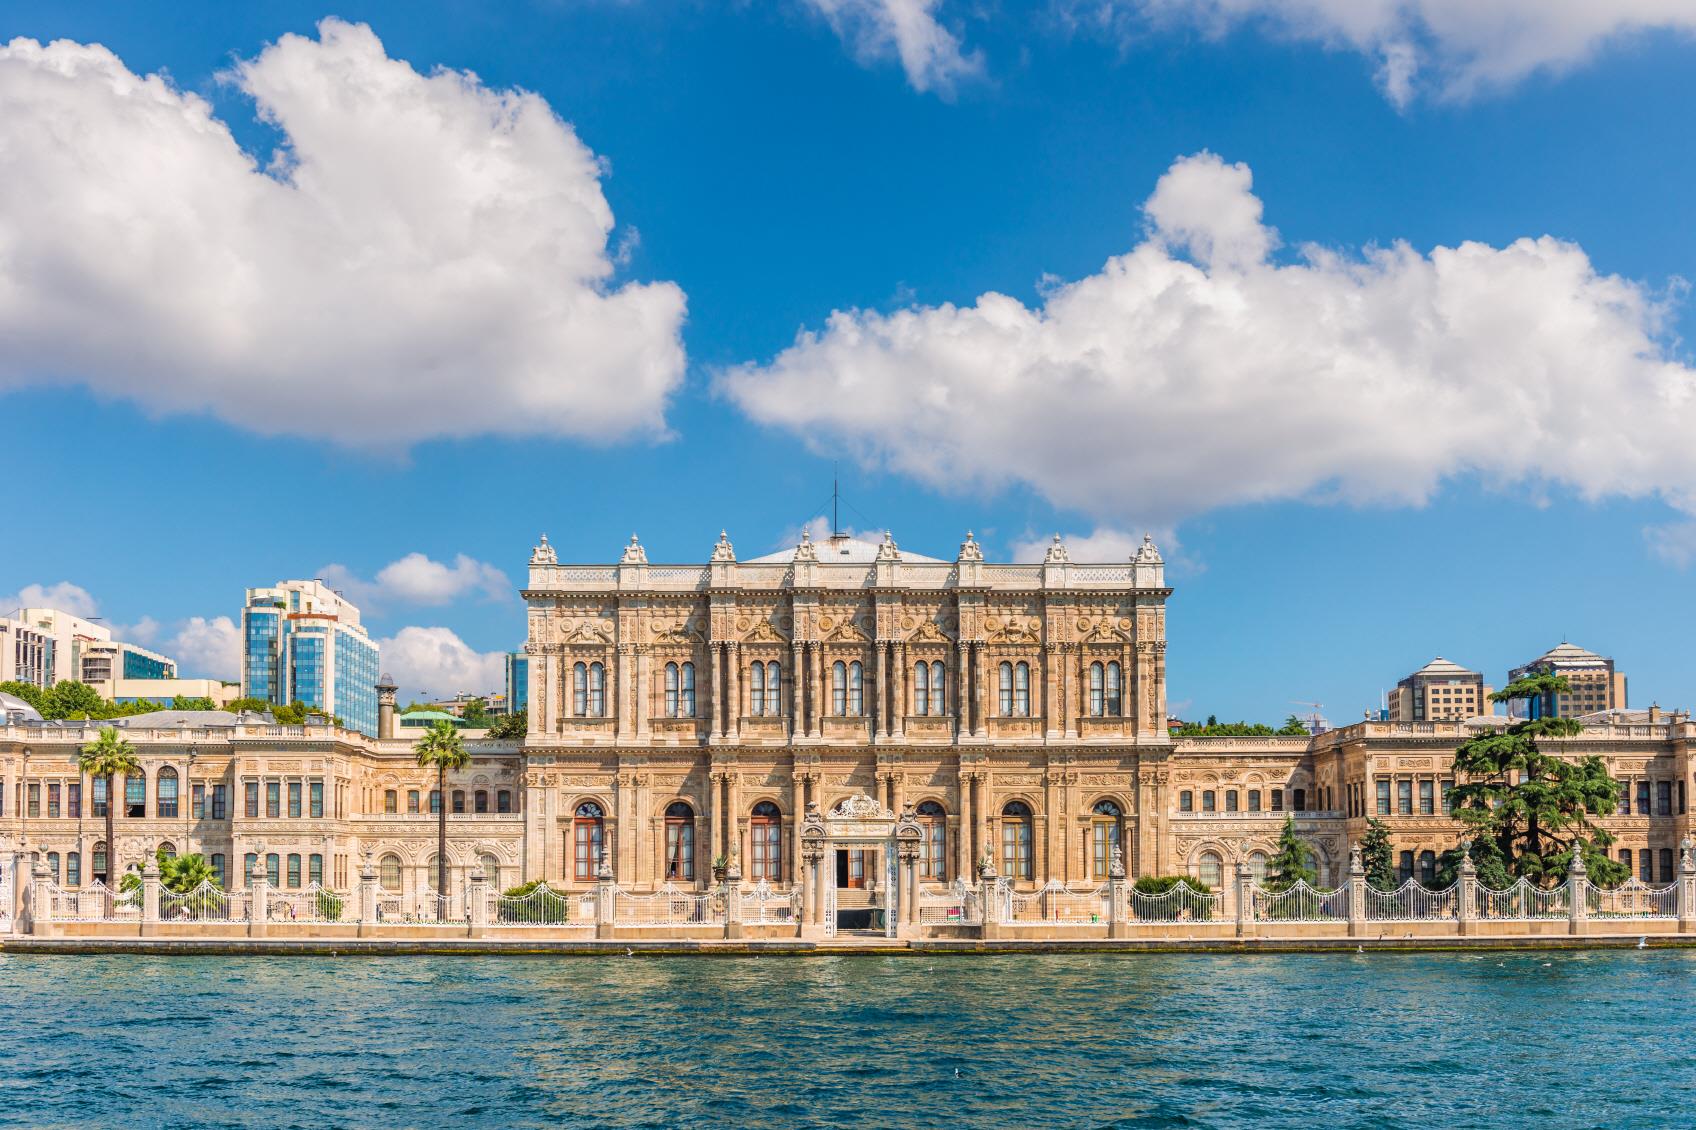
243,607 -> 282,702
122,649 -> 173,680
291,630 -> 326,711
242,589 -> 380,736
333,628 -> 380,737
506,653 -> 529,714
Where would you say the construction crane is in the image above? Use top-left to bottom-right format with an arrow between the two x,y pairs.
1289,700 -> 1327,734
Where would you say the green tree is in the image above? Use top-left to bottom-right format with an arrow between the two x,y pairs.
78,726 -> 140,913
0,680 -> 46,711
120,848 -> 217,895
44,679 -> 106,719
1447,674 -> 1628,887
461,697 -> 489,725
415,719 -> 471,903
222,696 -> 275,715
1266,816 -> 1317,891
169,696 -> 217,711
1358,817 -> 1395,889
1434,834 -> 1512,890
1277,714 -> 1310,736
487,709 -> 527,739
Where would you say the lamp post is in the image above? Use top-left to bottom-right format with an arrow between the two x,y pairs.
184,749 -> 197,859
18,746 -> 30,857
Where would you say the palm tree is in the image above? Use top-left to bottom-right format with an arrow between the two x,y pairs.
414,719 -> 470,908
79,725 -> 140,916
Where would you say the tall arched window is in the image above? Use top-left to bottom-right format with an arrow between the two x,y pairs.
1293,788 -> 1307,813
928,661 -> 944,715
92,841 -> 108,884
157,766 -> 179,819
1248,851 -> 1268,885
665,662 -> 680,717
479,853 -> 500,888
998,662 -> 1014,715
679,661 -> 695,717
266,853 -> 281,886
917,800 -> 946,880
588,662 -> 605,716
574,662 -> 588,715
1105,661 -> 1122,716
1001,800 -> 1033,880
848,661 -> 863,715
158,842 -> 176,858
1418,850 -> 1437,886
750,661 -> 782,716
750,801 -> 782,882
1089,662 -> 1105,717
665,801 -> 695,881
573,801 -> 605,881
287,853 -> 303,888
474,790 -> 488,813
125,769 -> 147,818
1013,662 -> 1031,716
1197,851 -> 1223,889
208,853 -> 224,888
764,660 -> 781,715
67,850 -> 81,887
1090,800 -> 1122,880
913,661 -> 929,715
1397,851 -> 1414,884
46,852 -> 59,884
832,661 -> 848,715
379,854 -> 402,891
749,661 -> 765,715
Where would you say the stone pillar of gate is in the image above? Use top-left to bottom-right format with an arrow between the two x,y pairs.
595,852 -> 616,940
1107,845 -> 1129,939
1678,839 -> 1696,935
248,854 -> 269,939
1347,843 -> 1366,939
140,857 -> 162,938
1567,849 -> 1588,936
1456,852 -> 1477,937
27,856 -> 52,937
978,859 -> 1002,940
799,844 -> 820,935
467,865 -> 489,938
1234,862 -> 1255,939
723,857 -> 744,940
895,843 -> 919,939
357,852 -> 379,937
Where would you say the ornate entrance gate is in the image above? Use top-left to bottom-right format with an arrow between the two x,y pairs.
800,794 -> 924,939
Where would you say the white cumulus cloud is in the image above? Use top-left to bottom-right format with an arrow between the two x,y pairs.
804,0 -> 984,94
377,626 -> 507,700
723,152 -> 1696,546
0,19 -> 686,448
320,552 -> 510,609
0,581 -> 99,618
1061,0 -> 1696,106
166,616 -> 242,680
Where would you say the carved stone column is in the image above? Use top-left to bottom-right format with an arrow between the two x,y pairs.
872,639 -> 887,741
972,643 -> 988,739
709,643 -> 724,740
891,642 -> 906,741
957,767 -> 975,880
791,642 -> 805,740
955,640 -> 969,741
726,643 -> 741,743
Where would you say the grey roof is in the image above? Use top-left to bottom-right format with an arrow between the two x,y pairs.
748,533 -> 944,564
110,710 -> 245,728
0,691 -> 43,723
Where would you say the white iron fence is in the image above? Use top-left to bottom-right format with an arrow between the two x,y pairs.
1362,880 -> 1458,922
1589,879 -> 1678,920
1007,880 -> 1109,925
1252,880 -> 1349,923
740,882 -> 799,924
1128,881 -> 1221,923
613,884 -> 721,926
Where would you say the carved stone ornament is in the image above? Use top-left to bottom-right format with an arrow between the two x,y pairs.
710,530 -> 736,563
793,529 -> 819,563
530,533 -> 557,566
957,531 -> 984,562
875,532 -> 901,562
1134,534 -> 1163,564
621,534 -> 648,565
1043,534 -> 1069,564
832,793 -> 889,820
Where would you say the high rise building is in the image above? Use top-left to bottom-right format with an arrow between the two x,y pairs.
505,651 -> 528,717
1509,642 -> 1627,719
1388,657 -> 1491,722
241,580 -> 381,735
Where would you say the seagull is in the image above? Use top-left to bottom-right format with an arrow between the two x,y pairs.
1356,944 -> 1364,954
626,947 -> 634,956
1638,936 -> 1648,949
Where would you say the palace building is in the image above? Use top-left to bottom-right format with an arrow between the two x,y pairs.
1,529 -> 1693,932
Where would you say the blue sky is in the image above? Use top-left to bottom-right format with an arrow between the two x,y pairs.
2,1 -> 1694,716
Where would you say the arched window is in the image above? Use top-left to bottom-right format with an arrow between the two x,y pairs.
848,661 -> 863,715
407,790 -> 421,814
1397,851 -> 1414,884
158,841 -> 176,859
125,768 -> 147,818
998,662 -> 1014,715
917,800 -> 946,880
764,660 -> 781,715
1179,790 -> 1193,813
1417,850 -> 1437,886
1225,790 -> 1239,813
573,801 -> 605,881
665,662 -> 680,717
379,854 -> 402,890
208,853 -> 223,888
474,790 -> 489,814
429,789 -> 441,814
665,801 -> 695,881
679,661 -> 696,717
309,854 -> 323,886
750,801 -> 782,882
1201,790 -> 1217,812
914,661 -> 930,715
287,853 -> 302,888
1248,851 -> 1268,886
244,852 -> 257,881
588,662 -> 605,716
1248,789 -> 1262,812
1090,800 -> 1122,880
46,852 -> 59,884
1105,661 -> 1122,715
573,662 -> 588,715
384,789 -> 397,814
749,661 -> 765,715
67,851 -> 81,887
1089,662 -> 1105,717
157,766 -> 179,819
929,661 -> 945,715
266,854 -> 281,887
1196,851 -> 1223,889
479,853 -> 500,887
1014,662 -> 1031,716
1001,801 -> 1033,880
92,841 -> 108,884
832,661 -> 847,715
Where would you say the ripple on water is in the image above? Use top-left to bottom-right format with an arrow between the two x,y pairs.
1,951 -> 1695,1127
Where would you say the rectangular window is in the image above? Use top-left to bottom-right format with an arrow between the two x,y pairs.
1641,852 -> 1655,883
266,781 -> 280,819
245,781 -> 259,818
430,790 -> 442,815
1271,788 -> 1284,812
452,790 -> 466,814
1637,781 -> 1651,815
1660,848 -> 1674,884
408,790 -> 420,814
310,780 -> 324,818
287,781 -> 302,819
266,853 -> 281,887
1397,779 -> 1412,815
47,782 -> 60,819
309,854 -> 323,885
1618,788 -> 1631,816
93,777 -> 108,817
385,790 -> 398,814
26,783 -> 39,819
192,784 -> 206,819
67,782 -> 80,818
497,790 -> 512,814
1178,790 -> 1193,813
211,784 -> 228,820
1201,790 -> 1216,813
1657,781 -> 1672,817
1419,779 -> 1434,815
287,854 -> 302,888
1376,780 -> 1390,816
1247,790 -> 1261,812
1225,790 -> 1239,813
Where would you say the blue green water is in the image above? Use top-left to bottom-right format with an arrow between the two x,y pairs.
1,950 -> 1692,1128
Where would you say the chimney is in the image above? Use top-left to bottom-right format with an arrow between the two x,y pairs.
1648,702 -> 1662,724
376,672 -> 399,740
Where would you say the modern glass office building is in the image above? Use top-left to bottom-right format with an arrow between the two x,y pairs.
505,652 -> 528,716
241,580 -> 381,735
